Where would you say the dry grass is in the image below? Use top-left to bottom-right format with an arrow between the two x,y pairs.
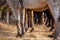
0,22 -> 54,40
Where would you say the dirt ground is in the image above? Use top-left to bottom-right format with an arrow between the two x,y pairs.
0,22 -> 54,40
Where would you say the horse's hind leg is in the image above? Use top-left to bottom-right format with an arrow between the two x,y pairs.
30,10 -> 34,32
25,9 -> 28,32
47,9 -> 56,38
48,9 -> 55,31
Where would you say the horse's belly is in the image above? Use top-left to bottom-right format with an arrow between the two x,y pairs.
23,0 -> 48,9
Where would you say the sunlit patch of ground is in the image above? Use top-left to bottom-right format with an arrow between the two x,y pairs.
0,22 -> 54,40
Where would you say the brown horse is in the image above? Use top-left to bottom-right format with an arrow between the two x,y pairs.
5,0 -> 56,37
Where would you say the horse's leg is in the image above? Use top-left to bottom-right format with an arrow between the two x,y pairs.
39,12 -> 45,25
16,8 -> 26,37
53,20 -> 60,40
6,10 -> 9,25
44,9 -> 50,27
37,12 -> 41,24
44,9 -> 56,32
47,12 -> 56,38
30,10 -> 34,32
33,12 -> 36,24
42,12 -> 45,24
27,10 -> 32,28
48,15 -> 56,38
34,12 -> 37,24
44,12 -> 48,26
49,17 -> 55,31
21,8 -> 25,35
16,10 -> 21,37
45,3 -> 56,38
12,9 -> 22,37
44,9 -> 54,29
25,10 -> 32,32
47,15 -> 51,28
46,13 -> 49,26
25,9 -> 28,32
48,9 -> 55,31
27,10 -> 31,31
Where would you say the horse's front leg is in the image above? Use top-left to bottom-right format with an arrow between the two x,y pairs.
21,8 -> 25,35
15,9 -> 22,37
16,8 -> 26,37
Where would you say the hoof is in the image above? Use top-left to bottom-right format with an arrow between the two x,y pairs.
16,34 -> 22,37
47,35 -> 55,38
49,27 -> 54,31
16,33 -> 25,37
30,28 -> 34,32
25,28 -> 28,32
